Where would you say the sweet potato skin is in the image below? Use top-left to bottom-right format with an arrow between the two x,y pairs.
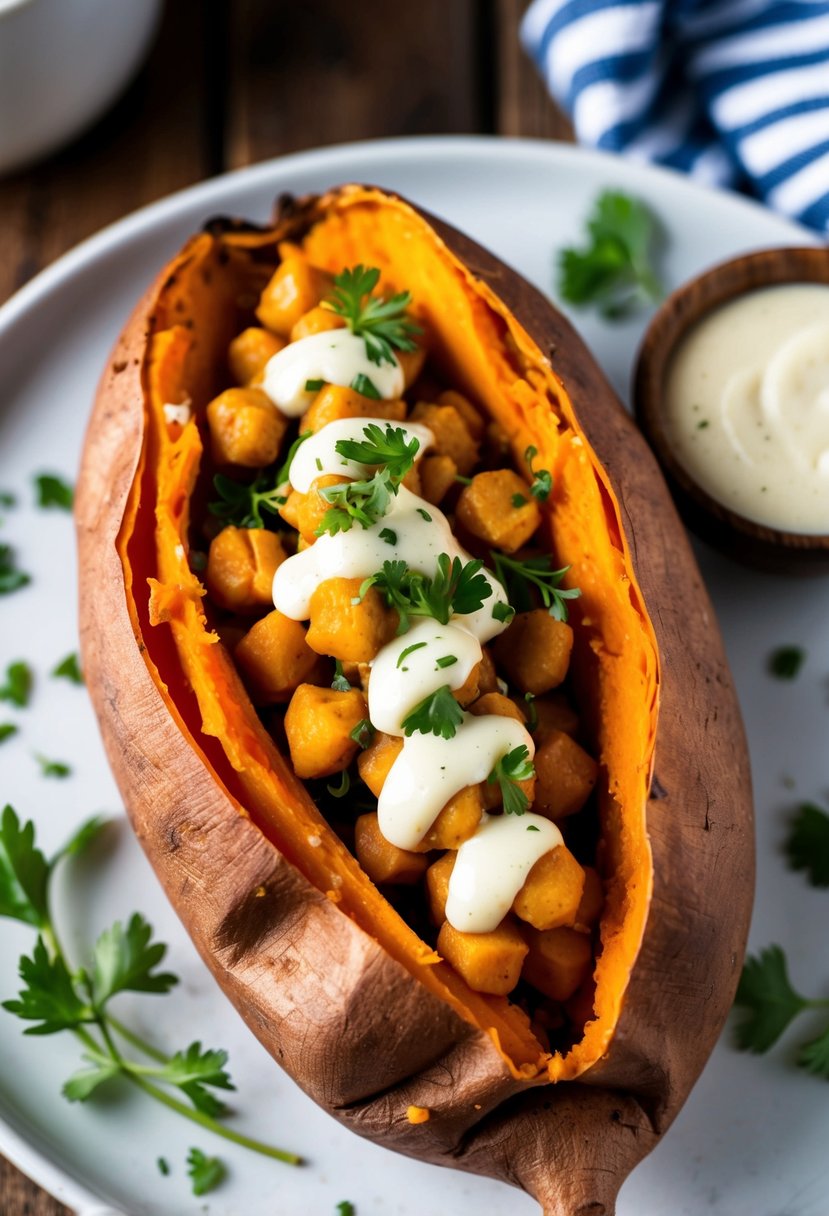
76,188 -> 754,1215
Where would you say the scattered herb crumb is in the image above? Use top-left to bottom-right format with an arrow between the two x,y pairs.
0,723 -> 18,743
0,543 -> 30,595
157,1156 -> 170,1176
186,1147 -> 226,1197
784,803 -> 829,888
768,646 -> 805,680
336,1203 -> 356,1216
0,491 -> 16,508
0,661 -> 32,708
697,419 -> 710,430
51,653 -> 84,685
34,754 -> 71,778
34,473 -> 74,511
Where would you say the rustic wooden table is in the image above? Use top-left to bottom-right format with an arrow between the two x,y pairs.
0,1 -> 569,1210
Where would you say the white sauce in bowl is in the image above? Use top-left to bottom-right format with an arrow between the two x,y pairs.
663,283 -> 829,534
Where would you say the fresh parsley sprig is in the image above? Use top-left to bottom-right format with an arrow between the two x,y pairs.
187,1146 -> 226,1196
335,423 -> 420,482
784,803 -> 829,888
209,471 -> 284,530
324,265 -> 421,366
524,446 -> 552,502
488,746 -> 535,816
360,554 -> 492,634
733,945 -> 829,1076
401,685 -> 464,740
557,191 -> 662,320
491,552 -> 581,622
315,424 -> 421,537
0,806 -> 301,1165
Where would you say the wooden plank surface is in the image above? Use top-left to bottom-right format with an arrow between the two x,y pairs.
0,2 -> 568,1211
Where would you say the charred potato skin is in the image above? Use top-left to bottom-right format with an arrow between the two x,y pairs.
76,189 -> 753,1215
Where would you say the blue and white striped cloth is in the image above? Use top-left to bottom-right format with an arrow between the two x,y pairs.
521,0 -> 829,232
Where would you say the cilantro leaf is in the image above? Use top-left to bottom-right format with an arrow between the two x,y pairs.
324,265 -> 421,366
488,745 -> 535,815
0,806 -> 51,927
401,685 -> 463,740
334,423 -> 420,482
491,552 -> 580,621
733,945 -> 809,1053
784,803 -> 829,888
90,913 -> 178,1009
768,646 -> 806,680
0,661 -> 33,708
62,1047 -> 122,1101
187,1147 -> 226,1197
557,191 -> 661,319
34,473 -> 74,511
0,543 -> 30,595
361,554 -> 492,634
52,653 -> 84,685
2,936 -> 92,1034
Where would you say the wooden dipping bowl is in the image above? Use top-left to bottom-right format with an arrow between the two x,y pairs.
633,246 -> 829,576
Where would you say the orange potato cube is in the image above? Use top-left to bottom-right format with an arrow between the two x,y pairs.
532,692 -> 579,740
294,474 -> 350,542
409,402 -> 479,475
228,327 -> 286,385
278,488 -> 301,530
426,852 -> 456,925
256,256 -> 333,336
357,732 -> 403,796
476,648 -> 499,694
235,610 -> 321,704
284,684 -> 368,779
512,845 -> 586,931
565,978 -> 598,1031
437,389 -> 485,441
289,306 -> 345,342
491,610 -> 573,695
415,785 -> 483,852
575,866 -> 604,929
307,578 -> 399,663
522,926 -> 593,1002
301,383 -> 407,433
457,470 -> 541,554
452,660 -> 481,708
533,729 -> 598,820
205,526 -> 286,614
355,813 -> 428,885
437,919 -> 528,996
419,454 -> 458,505
469,691 -> 526,724
397,345 -> 427,389
207,387 -> 287,468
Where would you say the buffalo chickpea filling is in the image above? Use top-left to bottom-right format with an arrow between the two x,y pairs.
194,258 -> 603,1049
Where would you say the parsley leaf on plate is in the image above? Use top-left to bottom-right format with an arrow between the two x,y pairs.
0,543 -> 30,595
34,473 -> 74,511
768,645 -> 806,680
733,945 -> 810,1053
90,913 -> 178,1007
784,803 -> 829,888
557,190 -> 661,319
52,652 -> 84,685
186,1146 -> 227,1197
0,660 -> 32,708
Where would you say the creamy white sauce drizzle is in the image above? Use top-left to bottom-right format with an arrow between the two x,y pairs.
289,419 -> 434,493
368,619 -> 482,736
262,329 -> 404,417
270,412 -> 552,934
446,813 -> 563,933
377,714 -> 533,851
664,283 -> 829,533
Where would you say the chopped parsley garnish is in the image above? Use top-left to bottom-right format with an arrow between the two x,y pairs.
336,1203 -> 356,1216
324,264 -> 421,366
186,1147 -> 226,1197
209,471 -> 284,529
491,551 -> 580,622
488,745 -> 535,816
34,473 -> 74,511
0,491 -> 16,509
492,601 -> 515,625
157,1157 -> 170,1176
305,378 -> 325,392
0,724 -> 18,744
397,641 -> 427,668
349,719 -> 375,750
0,543 -> 30,595
0,661 -> 32,708
327,769 -> 351,798
523,692 -> 538,732
557,190 -> 662,319
417,508 -> 432,522
35,754 -> 71,779
335,423 -> 420,482
511,493 -> 528,508
379,527 -> 397,546
401,685 -> 464,740
784,803 -> 829,888
526,824 -> 540,832
524,445 -> 553,502
52,653 -> 83,685
435,655 -> 458,669
316,470 -> 394,535
361,554 -> 492,634
351,373 -> 381,399
331,660 -> 352,692
768,645 -> 806,680
733,945 -> 829,1075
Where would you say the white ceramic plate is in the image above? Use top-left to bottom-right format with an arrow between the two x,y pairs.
1,136 -> 827,1216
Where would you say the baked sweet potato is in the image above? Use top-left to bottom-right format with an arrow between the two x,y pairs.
76,185 -> 754,1214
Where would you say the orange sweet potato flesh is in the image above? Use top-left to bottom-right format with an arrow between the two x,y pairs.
76,186 -> 754,1214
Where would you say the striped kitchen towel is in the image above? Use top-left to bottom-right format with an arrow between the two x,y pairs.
521,0 -> 829,232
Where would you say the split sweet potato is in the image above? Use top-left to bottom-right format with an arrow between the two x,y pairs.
76,185 -> 754,1214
